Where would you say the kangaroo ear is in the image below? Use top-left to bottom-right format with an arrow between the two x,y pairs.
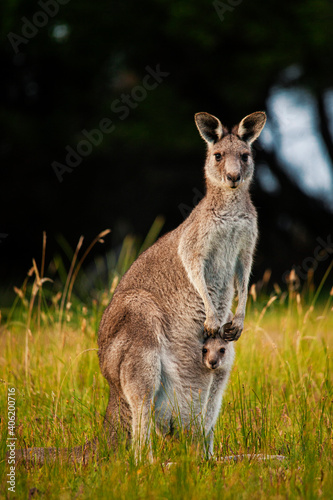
203,329 -> 210,341
237,111 -> 266,144
195,112 -> 224,144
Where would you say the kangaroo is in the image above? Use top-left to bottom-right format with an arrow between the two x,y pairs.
198,330 -> 234,455
202,331 -> 230,372
14,111 -> 266,464
98,110 -> 266,459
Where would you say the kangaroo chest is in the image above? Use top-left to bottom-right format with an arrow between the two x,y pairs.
204,214 -> 255,287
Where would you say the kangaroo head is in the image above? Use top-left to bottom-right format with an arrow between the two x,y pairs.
202,332 -> 229,371
195,111 -> 266,190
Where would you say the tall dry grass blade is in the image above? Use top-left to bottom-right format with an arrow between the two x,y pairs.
59,236 -> 84,343
249,283 -> 257,302
322,286 -> 333,317
312,285 -> 333,333
110,275 -> 119,295
262,269 -> 272,287
256,296 -> 277,327
296,293 -> 302,316
37,231 -> 47,333
138,216 -> 164,255
7,266 -> 36,328
25,259 -> 40,386
54,348 -> 98,421
302,260 -> 333,327
309,259 -> 333,309
66,229 -> 111,305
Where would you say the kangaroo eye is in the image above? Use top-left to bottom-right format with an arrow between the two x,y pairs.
203,348 -> 208,354
220,348 -> 225,354
241,153 -> 249,162
214,153 -> 222,161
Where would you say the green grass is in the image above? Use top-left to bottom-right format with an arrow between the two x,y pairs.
0,230 -> 332,499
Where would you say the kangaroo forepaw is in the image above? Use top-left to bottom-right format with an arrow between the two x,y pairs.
222,318 -> 243,341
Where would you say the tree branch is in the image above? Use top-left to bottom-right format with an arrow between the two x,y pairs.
315,90 -> 333,170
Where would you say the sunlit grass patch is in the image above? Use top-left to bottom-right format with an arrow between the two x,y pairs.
0,229 -> 332,499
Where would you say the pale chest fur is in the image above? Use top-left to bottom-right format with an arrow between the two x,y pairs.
204,212 -> 257,294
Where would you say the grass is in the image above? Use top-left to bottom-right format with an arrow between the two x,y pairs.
0,227 -> 332,499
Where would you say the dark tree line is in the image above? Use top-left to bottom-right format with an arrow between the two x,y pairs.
0,0 -> 332,298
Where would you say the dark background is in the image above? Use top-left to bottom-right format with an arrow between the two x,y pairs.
1,0 -> 333,301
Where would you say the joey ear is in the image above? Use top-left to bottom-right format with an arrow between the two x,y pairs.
237,111 -> 266,144
195,112 -> 224,144
203,329 -> 210,341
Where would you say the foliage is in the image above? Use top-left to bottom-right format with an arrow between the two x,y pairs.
1,0 -> 333,287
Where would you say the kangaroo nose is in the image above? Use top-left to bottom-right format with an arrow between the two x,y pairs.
209,359 -> 218,369
227,173 -> 241,182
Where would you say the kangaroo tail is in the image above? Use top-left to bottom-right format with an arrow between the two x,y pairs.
13,438 -> 99,465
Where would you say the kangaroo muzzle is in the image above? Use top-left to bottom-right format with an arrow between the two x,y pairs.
225,172 -> 242,189
226,172 -> 241,188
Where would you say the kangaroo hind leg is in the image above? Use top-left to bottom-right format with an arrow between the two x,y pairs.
120,346 -> 162,462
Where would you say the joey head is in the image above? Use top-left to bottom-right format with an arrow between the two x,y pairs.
202,331 -> 229,371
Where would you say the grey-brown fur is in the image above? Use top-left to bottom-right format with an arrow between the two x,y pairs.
98,111 -> 266,459
198,331 -> 234,455
202,331 -> 230,371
